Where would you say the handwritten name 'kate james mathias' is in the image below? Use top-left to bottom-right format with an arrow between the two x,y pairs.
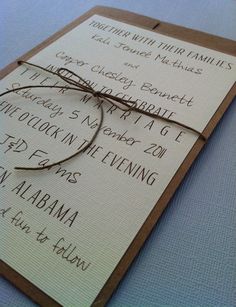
11,180 -> 78,227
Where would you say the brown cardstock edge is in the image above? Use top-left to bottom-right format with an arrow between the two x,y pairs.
0,5 -> 235,307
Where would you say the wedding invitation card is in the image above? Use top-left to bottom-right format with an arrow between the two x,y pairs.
1,8 -> 235,306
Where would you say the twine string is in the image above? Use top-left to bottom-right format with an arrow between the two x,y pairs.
0,60 -> 206,171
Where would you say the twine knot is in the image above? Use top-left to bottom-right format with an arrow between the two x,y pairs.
92,91 -> 101,98
0,60 -> 205,171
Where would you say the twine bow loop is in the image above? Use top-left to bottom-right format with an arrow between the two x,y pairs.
0,60 -> 205,171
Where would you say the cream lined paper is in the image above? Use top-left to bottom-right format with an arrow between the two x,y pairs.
1,15 -> 235,306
